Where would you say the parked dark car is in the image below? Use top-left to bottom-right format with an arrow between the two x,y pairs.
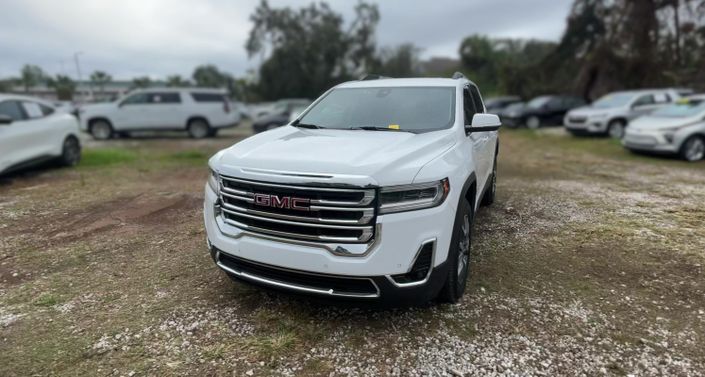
497,102 -> 526,126
484,96 -> 523,113
253,99 -> 311,133
502,95 -> 586,129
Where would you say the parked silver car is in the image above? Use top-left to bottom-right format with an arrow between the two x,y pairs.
564,89 -> 684,139
622,95 -> 705,162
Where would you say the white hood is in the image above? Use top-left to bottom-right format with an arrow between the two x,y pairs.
213,125 -> 456,186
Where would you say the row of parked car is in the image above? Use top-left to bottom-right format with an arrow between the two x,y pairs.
486,88 -> 705,162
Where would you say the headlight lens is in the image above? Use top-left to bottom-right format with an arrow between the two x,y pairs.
208,168 -> 220,193
379,178 -> 450,215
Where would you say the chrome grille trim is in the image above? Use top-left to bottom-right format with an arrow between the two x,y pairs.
221,202 -> 374,225
218,176 -> 377,244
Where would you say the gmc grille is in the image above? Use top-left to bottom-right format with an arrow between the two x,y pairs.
218,175 -> 376,243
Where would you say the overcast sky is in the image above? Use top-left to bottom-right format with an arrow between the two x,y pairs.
0,0 -> 573,80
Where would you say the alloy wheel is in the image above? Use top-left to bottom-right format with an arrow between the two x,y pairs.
91,122 -> 111,140
609,122 -> 625,139
684,137 -> 705,162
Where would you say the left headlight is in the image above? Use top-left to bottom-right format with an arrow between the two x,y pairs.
208,168 -> 220,193
379,178 -> 450,215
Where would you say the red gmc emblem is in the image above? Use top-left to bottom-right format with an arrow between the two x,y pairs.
253,194 -> 310,211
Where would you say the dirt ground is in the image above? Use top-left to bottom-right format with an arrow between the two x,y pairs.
1,124 -> 704,376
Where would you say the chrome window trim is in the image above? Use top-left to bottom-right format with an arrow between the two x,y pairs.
385,238 -> 436,288
215,250 -> 380,298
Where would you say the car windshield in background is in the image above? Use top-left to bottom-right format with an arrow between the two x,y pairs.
651,99 -> 705,118
298,87 -> 455,133
592,92 -> 637,108
527,96 -> 551,108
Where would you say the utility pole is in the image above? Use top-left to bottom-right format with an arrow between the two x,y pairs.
74,51 -> 93,102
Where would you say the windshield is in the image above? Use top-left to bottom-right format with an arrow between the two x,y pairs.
527,96 -> 551,108
592,92 -> 637,109
297,87 -> 456,133
651,99 -> 705,118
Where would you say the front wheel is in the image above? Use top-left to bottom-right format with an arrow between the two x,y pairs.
90,120 -> 113,140
608,120 -> 626,139
437,200 -> 472,303
59,136 -> 81,167
680,135 -> 705,162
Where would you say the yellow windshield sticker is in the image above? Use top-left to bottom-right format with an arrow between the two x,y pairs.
388,124 -> 400,130
676,98 -> 690,105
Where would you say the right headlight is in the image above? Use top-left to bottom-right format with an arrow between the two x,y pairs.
207,168 -> 220,193
379,178 -> 450,215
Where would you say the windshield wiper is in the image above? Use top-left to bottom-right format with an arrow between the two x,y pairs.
290,120 -> 323,129
348,125 -> 409,132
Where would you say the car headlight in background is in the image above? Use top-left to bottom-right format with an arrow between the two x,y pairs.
208,168 -> 220,193
379,178 -> 450,214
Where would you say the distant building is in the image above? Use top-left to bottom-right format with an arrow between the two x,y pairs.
5,80 -> 166,103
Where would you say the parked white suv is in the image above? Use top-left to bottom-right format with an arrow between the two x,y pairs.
204,74 -> 501,305
79,88 -> 241,139
0,94 -> 81,175
564,89 -> 683,138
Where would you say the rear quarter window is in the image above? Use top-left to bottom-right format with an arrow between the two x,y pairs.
191,93 -> 226,103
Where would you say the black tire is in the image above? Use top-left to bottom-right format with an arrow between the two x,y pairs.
90,119 -> 113,140
679,135 -> 705,162
526,116 -> 541,129
607,119 -> 626,139
59,136 -> 81,167
187,119 -> 211,139
437,200 -> 473,303
481,155 -> 497,206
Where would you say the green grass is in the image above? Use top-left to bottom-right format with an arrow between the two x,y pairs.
33,293 -> 59,307
79,148 -> 138,167
165,150 -> 209,165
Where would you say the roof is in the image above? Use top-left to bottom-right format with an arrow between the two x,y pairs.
0,93 -> 54,105
337,77 -> 469,89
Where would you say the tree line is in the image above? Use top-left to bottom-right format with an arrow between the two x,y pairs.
2,0 -> 703,102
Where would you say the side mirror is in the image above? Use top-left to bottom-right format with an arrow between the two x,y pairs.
465,113 -> 501,133
0,115 -> 13,125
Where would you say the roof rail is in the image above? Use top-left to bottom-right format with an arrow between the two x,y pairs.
359,74 -> 391,81
452,72 -> 466,80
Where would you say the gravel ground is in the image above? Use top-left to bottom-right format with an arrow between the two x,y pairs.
1,127 -> 704,376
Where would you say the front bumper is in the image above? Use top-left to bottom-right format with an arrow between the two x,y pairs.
204,183 -> 456,302
564,119 -> 607,134
622,131 -> 679,154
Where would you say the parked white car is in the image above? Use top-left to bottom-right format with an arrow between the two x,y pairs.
623,95 -> 705,162
564,89 -> 684,138
78,88 -> 241,139
0,94 -> 81,175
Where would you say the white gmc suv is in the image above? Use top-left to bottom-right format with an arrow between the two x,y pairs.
204,74 -> 501,305
79,88 -> 241,139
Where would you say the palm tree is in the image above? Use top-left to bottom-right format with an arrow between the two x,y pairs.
20,64 -> 45,93
47,75 -> 76,101
131,76 -> 152,89
90,71 -> 112,98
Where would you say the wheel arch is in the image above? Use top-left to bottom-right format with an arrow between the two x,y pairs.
187,115 -> 210,128
459,172 -> 478,214
88,117 -> 113,131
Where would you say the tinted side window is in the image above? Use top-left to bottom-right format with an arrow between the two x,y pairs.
149,92 -> 181,104
40,104 -> 55,116
463,88 -> 477,124
468,85 -> 484,113
191,93 -> 225,102
654,93 -> 670,103
634,95 -> 655,106
0,100 -> 26,121
121,93 -> 150,105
